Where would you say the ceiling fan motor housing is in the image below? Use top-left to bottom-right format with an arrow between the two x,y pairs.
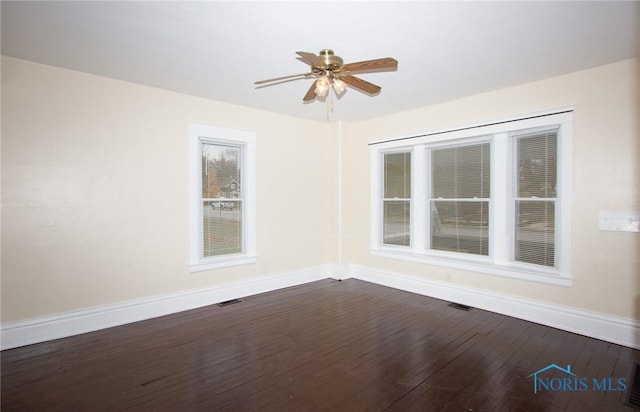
318,49 -> 344,71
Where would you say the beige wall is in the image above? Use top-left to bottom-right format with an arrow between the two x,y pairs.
342,58 -> 640,319
1,57 -> 336,322
2,56 -> 638,325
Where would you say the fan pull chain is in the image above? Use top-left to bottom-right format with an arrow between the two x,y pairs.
326,85 -> 332,122
325,83 -> 336,122
326,92 -> 330,121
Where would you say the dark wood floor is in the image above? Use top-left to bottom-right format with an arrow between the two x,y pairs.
2,279 -> 639,411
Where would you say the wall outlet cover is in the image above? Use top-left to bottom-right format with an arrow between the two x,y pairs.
598,211 -> 640,232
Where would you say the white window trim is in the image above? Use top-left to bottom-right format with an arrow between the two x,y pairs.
370,110 -> 573,286
188,123 -> 256,272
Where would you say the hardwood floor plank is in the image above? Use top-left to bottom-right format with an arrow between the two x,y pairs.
2,279 -> 638,411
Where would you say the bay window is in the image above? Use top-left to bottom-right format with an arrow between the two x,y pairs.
371,110 -> 572,286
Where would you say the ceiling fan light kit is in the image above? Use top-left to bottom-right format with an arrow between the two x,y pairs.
332,78 -> 347,95
255,49 -> 398,105
314,76 -> 330,97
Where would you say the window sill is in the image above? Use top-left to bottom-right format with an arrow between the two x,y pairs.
370,248 -> 573,287
189,254 -> 256,272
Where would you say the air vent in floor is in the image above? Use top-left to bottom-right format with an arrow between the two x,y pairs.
217,299 -> 241,307
626,363 -> 640,408
448,302 -> 473,311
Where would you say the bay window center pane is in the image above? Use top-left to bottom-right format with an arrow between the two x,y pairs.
430,142 -> 490,256
432,143 -> 490,199
431,200 -> 489,255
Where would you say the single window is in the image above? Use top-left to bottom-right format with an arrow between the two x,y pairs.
430,142 -> 490,256
383,152 -> 411,246
202,143 -> 242,257
189,123 -> 255,271
514,130 -> 557,267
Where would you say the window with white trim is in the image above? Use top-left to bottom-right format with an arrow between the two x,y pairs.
383,152 -> 411,246
431,140 -> 491,256
371,111 -> 572,286
189,123 -> 256,271
514,130 -> 557,267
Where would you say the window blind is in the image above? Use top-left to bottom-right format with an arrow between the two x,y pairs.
383,152 -> 411,246
201,143 -> 242,257
430,142 -> 490,255
514,130 -> 557,267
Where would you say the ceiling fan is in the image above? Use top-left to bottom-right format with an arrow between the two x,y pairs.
255,49 -> 398,102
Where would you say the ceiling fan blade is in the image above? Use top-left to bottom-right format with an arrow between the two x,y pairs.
340,74 -> 381,95
296,51 -> 326,68
303,80 -> 318,102
255,72 -> 313,85
342,57 -> 398,73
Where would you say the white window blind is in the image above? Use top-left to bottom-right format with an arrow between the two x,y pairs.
383,152 -> 411,246
514,129 -> 558,267
201,143 -> 242,257
430,142 -> 491,256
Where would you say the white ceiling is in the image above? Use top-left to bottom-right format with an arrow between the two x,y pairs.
2,1 -> 639,123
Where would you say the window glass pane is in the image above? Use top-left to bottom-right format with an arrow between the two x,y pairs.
201,142 -> 242,257
203,200 -> 242,257
431,200 -> 489,255
432,143 -> 490,199
517,132 -> 557,198
383,200 -> 410,246
202,144 -> 241,199
515,131 -> 557,268
384,152 -> 411,198
515,200 -> 555,267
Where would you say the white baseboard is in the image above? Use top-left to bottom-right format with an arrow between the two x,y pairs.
3,263 -> 638,350
1,265 -> 336,350
346,264 -> 640,349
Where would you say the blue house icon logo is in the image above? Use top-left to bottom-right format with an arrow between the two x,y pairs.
528,363 -> 628,394
527,364 -> 578,394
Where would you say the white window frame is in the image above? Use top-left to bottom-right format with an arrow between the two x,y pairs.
381,150 -> 413,248
188,123 -> 256,272
370,110 -> 573,286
